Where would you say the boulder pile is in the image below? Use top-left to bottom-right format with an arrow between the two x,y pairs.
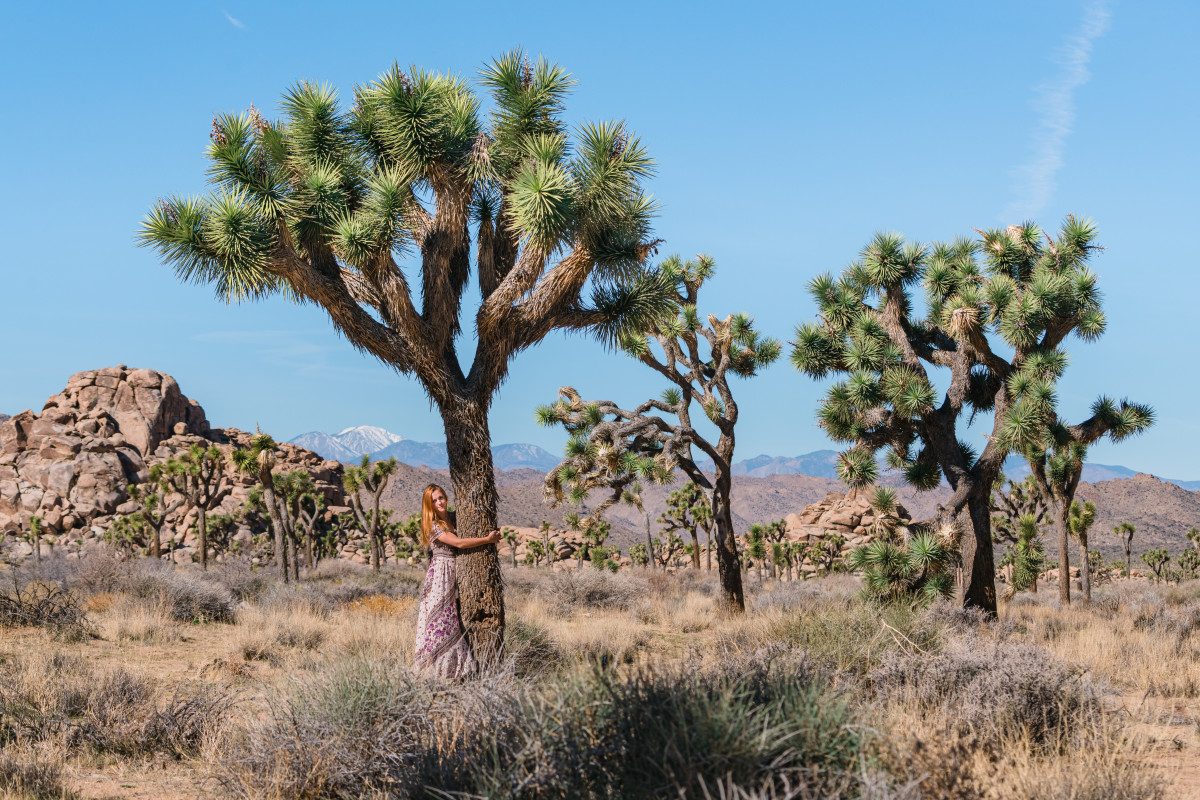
0,367 -> 346,563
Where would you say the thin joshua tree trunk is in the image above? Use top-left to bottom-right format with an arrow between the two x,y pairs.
197,508 -> 208,570
1079,533 -> 1091,603
1054,502 -> 1071,605
645,513 -> 655,571
709,466 -> 745,613
443,396 -> 505,665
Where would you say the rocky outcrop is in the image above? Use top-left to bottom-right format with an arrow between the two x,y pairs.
0,367 -> 345,563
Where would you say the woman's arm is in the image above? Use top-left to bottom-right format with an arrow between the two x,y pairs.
433,527 -> 501,550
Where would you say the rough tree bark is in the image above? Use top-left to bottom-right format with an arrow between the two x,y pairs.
443,397 -> 504,663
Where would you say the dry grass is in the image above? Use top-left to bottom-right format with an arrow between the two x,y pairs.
0,558 -> 1193,798
1005,582 -> 1200,697
97,597 -> 184,645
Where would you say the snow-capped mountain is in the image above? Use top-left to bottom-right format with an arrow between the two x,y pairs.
334,425 -> 404,456
287,427 -> 558,471
288,426 -> 404,462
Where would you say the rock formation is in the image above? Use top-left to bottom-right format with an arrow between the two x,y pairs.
0,367 -> 346,563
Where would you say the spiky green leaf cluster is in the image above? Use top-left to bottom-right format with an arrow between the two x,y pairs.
141,49 -> 658,306
793,219 -> 1118,495
848,532 -> 955,605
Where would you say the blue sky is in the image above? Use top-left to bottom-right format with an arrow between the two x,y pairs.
2,1 -> 1197,477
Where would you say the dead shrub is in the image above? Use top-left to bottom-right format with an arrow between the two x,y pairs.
869,635 -> 1101,750
0,576 -> 92,641
0,747 -> 74,800
0,651 -> 230,758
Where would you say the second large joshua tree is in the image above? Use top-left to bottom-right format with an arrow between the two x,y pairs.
140,51 -> 667,661
792,218 -> 1113,615
539,255 -> 780,613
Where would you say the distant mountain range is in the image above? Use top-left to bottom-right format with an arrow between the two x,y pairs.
287,428 -> 1198,491
288,426 -> 561,471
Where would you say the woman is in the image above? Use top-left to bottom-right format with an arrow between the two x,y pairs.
412,483 -> 500,678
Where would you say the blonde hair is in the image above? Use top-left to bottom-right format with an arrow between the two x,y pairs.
420,484 -> 452,547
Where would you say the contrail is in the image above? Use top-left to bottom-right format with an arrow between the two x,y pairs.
1003,0 -> 1111,222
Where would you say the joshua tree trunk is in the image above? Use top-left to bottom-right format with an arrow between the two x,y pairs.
1054,502 -> 1071,605
1078,534 -> 1091,603
443,397 -> 504,665
259,467 -> 289,583
704,524 -> 713,571
958,481 -> 999,614
197,509 -> 209,570
709,466 -> 745,614
645,513 -> 655,571
688,530 -> 701,570
1125,544 -> 1132,579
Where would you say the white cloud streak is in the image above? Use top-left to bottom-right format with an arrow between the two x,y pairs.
223,10 -> 245,29
1003,0 -> 1111,221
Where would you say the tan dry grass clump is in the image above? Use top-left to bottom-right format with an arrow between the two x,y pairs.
1006,584 -> 1200,697
235,606 -> 330,665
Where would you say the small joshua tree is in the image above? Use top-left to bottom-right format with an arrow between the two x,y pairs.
1141,548 -> 1170,583
1187,527 -> 1200,553
991,474 -> 1048,544
525,538 -> 549,567
231,433 -> 291,582
849,528 -> 956,605
1179,548 -> 1200,581
106,512 -> 148,557
163,444 -> 232,570
743,526 -> 767,580
793,219 -> 1116,616
659,482 -> 713,571
1020,399 -> 1153,605
500,527 -> 520,567
1067,500 -> 1097,603
806,531 -> 847,576
126,465 -> 185,559
652,530 -> 685,570
1114,522 -> 1136,578
24,516 -> 44,563
999,513 -> 1046,594
628,542 -> 650,568
538,520 -> 555,568
344,456 -> 398,572
539,255 -> 780,613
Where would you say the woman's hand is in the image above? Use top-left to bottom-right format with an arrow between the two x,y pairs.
484,529 -> 502,545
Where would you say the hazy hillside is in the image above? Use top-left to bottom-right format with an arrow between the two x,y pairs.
378,466 -> 1200,556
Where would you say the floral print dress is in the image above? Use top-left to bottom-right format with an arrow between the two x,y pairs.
413,521 -> 477,678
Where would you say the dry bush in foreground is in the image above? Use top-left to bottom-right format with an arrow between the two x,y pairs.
0,575 -> 92,642
0,651 -> 230,758
212,653 -> 866,800
0,747 -> 74,800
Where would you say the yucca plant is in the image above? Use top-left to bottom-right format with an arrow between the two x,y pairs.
991,473 -> 1047,544
1067,500 -> 1097,603
343,457 -> 398,573
230,433 -> 290,581
140,51 -> 667,661
659,482 -> 713,571
538,256 -> 780,613
792,218 -> 1122,615
1018,399 -> 1153,605
161,445 -> 232,571
849,531 -> 955,605
1113,522 -> 1136,578
999,513 -> 1046,594
1141,548 -> 1170,583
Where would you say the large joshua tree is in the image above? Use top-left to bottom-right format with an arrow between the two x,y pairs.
792,219 -> 1114,615
539,255 -> 780,612
140,52 -> 666,660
